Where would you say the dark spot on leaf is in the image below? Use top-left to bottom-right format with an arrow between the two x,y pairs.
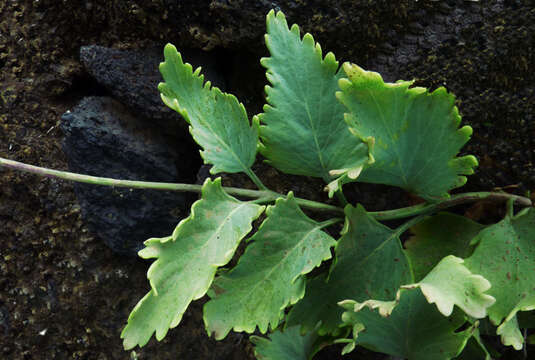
507,272 -> 511,280
212,284 -> 226,296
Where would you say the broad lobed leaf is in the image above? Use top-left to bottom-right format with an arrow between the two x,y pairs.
251,326 -> 322,360
340,290 -> 474,360
121,178 -> 264,349
339,254 -> 494,321
258,10 -> 371,186
337,254 -> 494,358
464,207 -> 535,349
203,193 -> 336,340
159,43 -> 258,175
404,213 -> 485,281
401,255 -> 495,319
337,63 -> 478,201
287,205 -> 412,335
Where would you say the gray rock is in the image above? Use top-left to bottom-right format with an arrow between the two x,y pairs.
79,45 -> 226,137
61,96 -> 191,256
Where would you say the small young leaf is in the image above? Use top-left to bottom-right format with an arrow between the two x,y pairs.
337,63 -> 478,201
464,207 -> 535,348
402,255 -> 495,319
496,294 -> 535,350
120,178 -> 264,349
203,193 -> 336,339
405,213 -> 485,281
496,314 -> 523,350
340,255 -> 495,322
159,44 -> 258,174
339,290 -> 473,360
258,10 -> 370,185
251,326 -> 321,360
287,205 -> 411,335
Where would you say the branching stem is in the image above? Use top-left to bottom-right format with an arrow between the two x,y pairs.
370,192 -> 533,220
1,157 -> 532,219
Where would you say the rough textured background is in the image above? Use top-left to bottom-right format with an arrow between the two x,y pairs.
0,0 -> 534,359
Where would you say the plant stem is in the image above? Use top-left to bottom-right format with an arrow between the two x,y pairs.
244,168 -> 268,191
0,157 -> 341,214
1,157 -> 531,219
318,217 -> 344,229
334,189 -> 349,207
395,214 -> 430,235
370,192 -> 532,221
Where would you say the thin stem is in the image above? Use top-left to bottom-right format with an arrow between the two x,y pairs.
1,157 -> 532,219
318,217 -> 344,229
0,157 -> 341,214
395,214 -> 430,235
244,168 -> 268,191
370,192 -> 532,221
293,197 -> 343,214
334,189 -> 349,207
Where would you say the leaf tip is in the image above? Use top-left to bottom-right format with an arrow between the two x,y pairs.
163,43 -> 178,58
459,125 -> 473,138
337,78 -> 352,91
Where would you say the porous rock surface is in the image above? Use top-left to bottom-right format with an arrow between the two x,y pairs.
79,45 -> 227,137
60,96 -> 188,256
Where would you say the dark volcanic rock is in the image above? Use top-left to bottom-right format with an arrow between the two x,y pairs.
79,45 -> 227,137
61,96 -> 190,256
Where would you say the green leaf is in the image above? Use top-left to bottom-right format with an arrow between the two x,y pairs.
159,43 -> 258,174
286,205 -> 411,335
496,314 -> 523,350
401,255 -> 495,319
405,213 -> 485,281
456,329 -> 492,360
258,10 -> 370,186
251,326 -> 322,360
337,63 -> 478,201
339,290 -> 473,360
464,207 -> 535,348
120,178 -> 264,349
337,255 -> 494,359
203,193 -> 336,339
340,255 -> 494,322
496,294 -> 535,350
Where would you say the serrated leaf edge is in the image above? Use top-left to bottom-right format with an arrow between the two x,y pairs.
336,63 -> 478,200
338,255 -> 495,320
158,44 -> 258,174
203,192 -> 336,339
121,178 -> 264,349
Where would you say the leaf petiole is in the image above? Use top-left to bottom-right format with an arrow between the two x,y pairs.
244,167 -> 268,190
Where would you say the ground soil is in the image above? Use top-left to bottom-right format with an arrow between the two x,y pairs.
1,1 -> 534,359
